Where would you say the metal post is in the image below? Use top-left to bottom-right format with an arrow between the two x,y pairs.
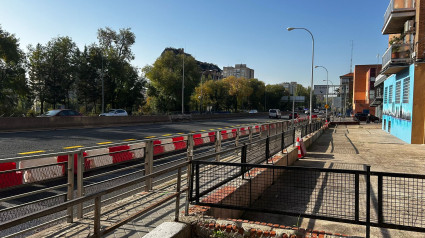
265,136 -> 270,162
215,131 -> 221,161
378,174 -> 383,225
94,196 -> 101,238
241,144 -> 247,179
101,52 -> 104,113
182,48 -> 185,114
248,126 -> 253,143
366,165 -> 371,238
185,134 -> 194,215
281,129 -> 285,151
355,173 -> 359,222
235,128 -> 240,147
195,163 -> 200,204
175,167 -> 181,221
293,128 -> 296,145
145,140 -> 154,191
67,153 -> 74,223
77,149 -> 84,219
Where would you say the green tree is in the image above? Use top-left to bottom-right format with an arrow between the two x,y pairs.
0,26 -> 29,115
265,84 -> 285,110
146,48 -> 200,113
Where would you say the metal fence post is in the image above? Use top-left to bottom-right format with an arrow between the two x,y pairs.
265,136 -> 270,162
235,128 -> 240,147
175,167 -> 182,221
67,153 -> 74,223
355,172 -> 359,222
94,196 -> 101,238
185,133 -> 194,215
293,128 -> 296,145
248,126 -> 253,143
241,144 -> 247,179
268,124 -> 271,137
145,140 -> 154,192
378,174 -> 383,225
77,149 -> 84,219
215,131 -> 221,161
281,129 -> 285,151
195,163 -> 200,204
366,165 -> 371,238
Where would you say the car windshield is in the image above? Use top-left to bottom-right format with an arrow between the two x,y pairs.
45,110 -> 61,116
107,110 -> 116,113
270,110 -> 276,113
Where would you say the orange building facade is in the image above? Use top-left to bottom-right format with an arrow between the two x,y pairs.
352,65 -> 381,115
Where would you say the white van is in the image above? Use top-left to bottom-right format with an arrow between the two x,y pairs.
268,109 -> 281,118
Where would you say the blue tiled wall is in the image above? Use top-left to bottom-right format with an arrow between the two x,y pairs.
382,65 -> 414,143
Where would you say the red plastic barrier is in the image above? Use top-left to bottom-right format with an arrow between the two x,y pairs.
193,134 -> 204,146
231,129 -> 237,138
0,162 -> 22,189
173,136 -> 187,150
57,152 -> 89,174
109,145 -> 134,163
153,140 -> 165,155
208,132 -> 216,143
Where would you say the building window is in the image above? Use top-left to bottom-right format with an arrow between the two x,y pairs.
403,77 -> 410,103
395,81 -> 401,104
384,87 -> 388,104
389,85 -> 393,103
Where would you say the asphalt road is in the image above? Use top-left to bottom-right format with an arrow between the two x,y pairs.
0,116 -> 284,159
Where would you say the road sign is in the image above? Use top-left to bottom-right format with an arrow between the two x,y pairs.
314,85 -> 328,95
325,104 -> 329,109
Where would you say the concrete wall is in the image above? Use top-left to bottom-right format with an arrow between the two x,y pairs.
0,113 -> 268,131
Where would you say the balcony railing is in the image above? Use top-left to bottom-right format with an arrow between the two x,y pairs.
381,43 -> 412,74
383,0 -> 415,34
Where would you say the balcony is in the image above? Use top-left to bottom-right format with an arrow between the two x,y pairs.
382,0 -> 415,34
381,43 -> 412,75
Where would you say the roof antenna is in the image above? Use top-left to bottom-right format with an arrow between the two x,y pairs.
350,40 -> 354,73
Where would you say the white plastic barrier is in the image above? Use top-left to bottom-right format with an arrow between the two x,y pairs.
20,157 -> 63,183
85,148 -> 113,169
129,142 -> 145,159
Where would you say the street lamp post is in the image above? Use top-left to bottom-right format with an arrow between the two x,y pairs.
182,48 -> 185,115
323,79 -> 335,117
287,27 -> 314,124
315,66 -> 328,120
292,83 -> 297,128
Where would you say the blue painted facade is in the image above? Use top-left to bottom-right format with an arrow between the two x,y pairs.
382,65 -> 414,143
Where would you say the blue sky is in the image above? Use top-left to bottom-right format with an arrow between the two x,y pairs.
1,0 -> 389,87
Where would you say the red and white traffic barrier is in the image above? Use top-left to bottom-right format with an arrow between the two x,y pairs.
57,152 -> 89,174
129,142 -> 145,159
0,162 -> 22,189
20,157 -> 63,183
85,148 -> 113,169
194,132 -> 215,146
109,145 -> 134,164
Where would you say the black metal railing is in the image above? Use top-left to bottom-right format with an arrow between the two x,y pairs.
190,160 -> 425,237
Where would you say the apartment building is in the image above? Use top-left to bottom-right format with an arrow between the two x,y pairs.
222,64 -> 254,79
339,73 -> 353,116
379,0 -> 425,144
352,65 -> 382,116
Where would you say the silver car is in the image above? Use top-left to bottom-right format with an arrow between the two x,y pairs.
99,109 -> 128,116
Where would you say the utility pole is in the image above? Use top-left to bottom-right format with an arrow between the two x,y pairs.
182,48 -> 185,115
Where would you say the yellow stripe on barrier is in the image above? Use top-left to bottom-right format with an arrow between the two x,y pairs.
18,150 -> 45,155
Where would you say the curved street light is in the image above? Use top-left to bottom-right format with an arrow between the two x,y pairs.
287,27 -> 314,123
315,65 -> 329,120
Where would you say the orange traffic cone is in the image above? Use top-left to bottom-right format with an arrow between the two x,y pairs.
296,137 -> 303,159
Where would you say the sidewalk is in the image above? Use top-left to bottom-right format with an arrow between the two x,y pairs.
243,124 -> 425,238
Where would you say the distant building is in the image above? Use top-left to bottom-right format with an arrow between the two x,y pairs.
222,64 -> 254,79
339,72 -> 353,116
352,65 -> 381,116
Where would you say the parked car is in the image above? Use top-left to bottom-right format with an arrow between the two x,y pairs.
99,109 -> 128,116
249,109 -> 258,114
269,109 -> 281,118
289,112 -> 299,119
354,113 -> 380,122
38,109 -> 82,117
